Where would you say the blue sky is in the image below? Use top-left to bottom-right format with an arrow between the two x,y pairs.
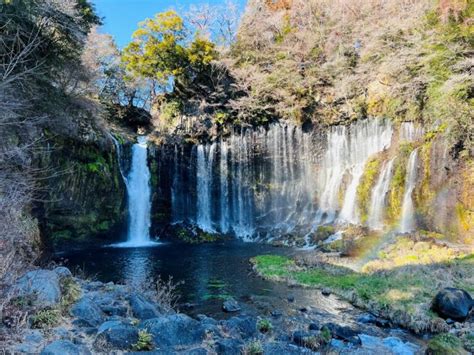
93,0 -> 247,48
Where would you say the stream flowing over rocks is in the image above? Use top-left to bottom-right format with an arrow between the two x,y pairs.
4,266 -> 428,354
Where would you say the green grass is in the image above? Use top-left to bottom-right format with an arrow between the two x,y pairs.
251,253 -> 474,333
427,333 -> 467,355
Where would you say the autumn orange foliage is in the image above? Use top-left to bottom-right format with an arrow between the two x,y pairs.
264,0 -> 292,11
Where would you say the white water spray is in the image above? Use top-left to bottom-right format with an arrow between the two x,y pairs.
367,159 -> 394,230
114,136 -> 156,247
399,149 -> 418,233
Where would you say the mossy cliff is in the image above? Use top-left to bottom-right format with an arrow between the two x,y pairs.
37,132 -> 126,249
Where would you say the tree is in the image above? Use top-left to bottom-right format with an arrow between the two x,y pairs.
122,10 -> 188,97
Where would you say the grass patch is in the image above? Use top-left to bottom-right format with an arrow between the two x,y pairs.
132,330 -> 154,351
251,249 -> 474,333
31,308 -> 60,329
427,333 -> 467,355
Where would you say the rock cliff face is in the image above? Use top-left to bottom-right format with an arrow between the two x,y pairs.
37,130 -> 127,249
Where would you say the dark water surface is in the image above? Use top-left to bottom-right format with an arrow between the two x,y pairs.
58,241 -> 306,317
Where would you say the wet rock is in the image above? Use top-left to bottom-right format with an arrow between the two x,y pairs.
359,334 -> 419,354
71,297 -> 105,327
95,320 -> 139,350
140,314 -> 206,347
299,307 -> 308,313
223,316 -> 257,340
357,313 -> 390,328
41,340 -> 90,355
223,298 -> 241,313
53,266 -> 73,279
130,294 -> 162,320
309,322 -> 320,331
324,323 -> 361,345
215,338 -> 244,355
432,288 -> 473,321
287,296 -> 295,303
271,310 -> 283,318
14,270 -> 61,306
321,288 -> 331,296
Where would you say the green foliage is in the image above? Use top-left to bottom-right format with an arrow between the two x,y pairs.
122,11 -> 187,86
160,100 -> 182,126
244,339 -> 263,355
252,253 -> 474,332
31,308 -> 60,329
132,330 -> 154,351
427,333 -> 466,355
357,157 -> 382,223
60,278 -> 82,311
257,319 -> 273,333
122,11 -> 218,95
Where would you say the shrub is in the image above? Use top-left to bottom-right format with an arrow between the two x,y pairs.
243,339 -> 263,355
31,308 -> 60,329
257,319 -> 273,333
427,333 -> 464,355
132,330 -> 154,351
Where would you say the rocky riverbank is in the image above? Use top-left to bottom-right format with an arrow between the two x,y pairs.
0,265 -> 433,354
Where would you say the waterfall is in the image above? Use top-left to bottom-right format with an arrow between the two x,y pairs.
317,119 -> 393,225
114,136 -> 156,247
196,144 -> 216,232
367,159 -> 394,230
220,141 -> 230,233
169,119 -> 394,241
399,122 -> 424,142
399,149 -> 419,233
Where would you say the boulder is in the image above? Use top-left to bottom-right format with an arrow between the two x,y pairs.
14,270 -> 61,306
223,316 -> 257,340
41,340 -> 90,355
324,323 -> 361,345
130,294 -> 162,320
432,288 -> 473,321
53,266 -> 73,279
263,341 -> 310,354
223,298 -> 241,313
95,321 -> 139,350
215,338 -> 244,355
71,297 -> 105,327
139,314 -> 206,348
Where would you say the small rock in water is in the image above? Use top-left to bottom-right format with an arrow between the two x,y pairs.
309,322 -> 320,331
322,288 -> 331,296
287,295 -> 295,303
432,287 -> 473,321
299,307 -> 308,313
324,323 -> 361,345
223,298 -> 241,313
271,310 -> 283,318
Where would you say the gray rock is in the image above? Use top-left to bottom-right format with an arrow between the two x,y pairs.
263,341 -> 310,354
130,294 -> 162,320
222,298 -> 241,313
432,287 -> 473,321
53,266 -> 73,279
140,314 -> 206,347
215,338 -> 243,355
41,340 -> 90,355
324,322 -> 361,344
223,316 -> 257,340
95,320 -> 139,350
13,330 -> 44,353
71,297 -> 105,327
101,304 -> 128,317
14,270 -> 61,306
